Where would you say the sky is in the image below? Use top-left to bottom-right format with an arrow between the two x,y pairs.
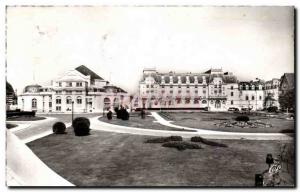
6,6 -> 294,94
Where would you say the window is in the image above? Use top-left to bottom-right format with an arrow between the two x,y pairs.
77,96 -> 82,104
104,98 -> 111,108
76,82 -> 82,87
161,90 -> 165,94
151,85 -> 154,88
178,85 -> 181,88
67,82 -> 72,87
252,96 -> 255,100
66,96 -> 72,104
151,90 -> 154,93
170,86 -> 173,88
186,90 -> 190,93
203,85 -> 206,88
219,90 -> 222,93
194,98 -> 199,104
231,100 -> 234,105
66,91 -> 72,94
178,90 -> 181,94
246,96 -> 249,100
170,90 -> 173,94
259,96 -> 262,100
49,102 -> 52,108
56,106 -> 61,111
231,86 -> 233,90
195,90 -> 198,94
76,91 -> 82,94
202,100 -> 207,104
161,85 -> 165,88
176,98 -> 181,104
214,90 -> 217,94
185,98 -> 190,104
187,85 -> 190,88
56,96 -> 61,104
231,92 -> 234,96
56,91 -> 62,94
146,90 -> 149,93
195,85 -> 198,88
32,98 -> 37,108
58,82 -> 62,87
214,85 -> 217,88
203,90 -> 206,94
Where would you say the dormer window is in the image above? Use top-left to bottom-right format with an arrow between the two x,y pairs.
58,82 -> 62,87
67,82 -> 72,87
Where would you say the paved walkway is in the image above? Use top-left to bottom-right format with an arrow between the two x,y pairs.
92,114 -> 292,141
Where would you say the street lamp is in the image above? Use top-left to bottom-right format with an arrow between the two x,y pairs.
71,101 -> 74,124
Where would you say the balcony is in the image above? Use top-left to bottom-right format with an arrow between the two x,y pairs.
208,95 -> 227,100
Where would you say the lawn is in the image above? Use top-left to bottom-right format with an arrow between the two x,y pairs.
6,116 -> 46,121
161,112 -> 294,133
27,129 -> 294,187
98,115 -> 196,132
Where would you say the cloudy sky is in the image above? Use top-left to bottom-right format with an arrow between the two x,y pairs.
6,6 -> 294,94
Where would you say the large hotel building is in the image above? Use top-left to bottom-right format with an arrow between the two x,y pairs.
139,68 -> 283,111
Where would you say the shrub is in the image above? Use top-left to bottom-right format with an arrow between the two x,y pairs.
145,136 -> 183,143
72,117 -> 90,136
162,141 -> 202,151
120,108 -> 129,120
52,122 -> 66,134
191,136 -> 228,147
235,115 -> 250,122
107,111 -> 113,120
115,107 -> 121,119
267,106 -> 278,113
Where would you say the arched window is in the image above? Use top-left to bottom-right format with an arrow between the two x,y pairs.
134,98 -> 139,107
56,96 -> 61,104
194,98 -> 199,104
104,97 -> 111,108
202,100 -> 207,104
113,98 -> 119,107
185,97 -> 190,104
77,96 -> 82,104
32,98 -> 37,108
66,96 -> 72,104
246,96 -> 249,100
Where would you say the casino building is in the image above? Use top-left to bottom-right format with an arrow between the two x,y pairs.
18,65 -> 129,113
138,68 -> 281,111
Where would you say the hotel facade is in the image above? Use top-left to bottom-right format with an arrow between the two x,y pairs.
18,65 -> 129,113
138,68 -> 282,111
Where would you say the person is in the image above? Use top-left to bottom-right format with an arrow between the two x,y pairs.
107,110 -> 112,120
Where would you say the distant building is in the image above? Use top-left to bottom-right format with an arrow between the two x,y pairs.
18,65 -> 129,113
264,78 -> 280,108
138,68 -> 286,111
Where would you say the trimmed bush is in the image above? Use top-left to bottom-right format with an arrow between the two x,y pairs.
120,108 -> 129,120
235,116 -> 250,122
162,141 -> 202,151
267,106 -> 278,113
191,136 -> 228,147
145,136 -> 183,143
115,107 -> 121,119
72,117 -> 90,136
107,111 -> 113,120
52,122 -> 66,134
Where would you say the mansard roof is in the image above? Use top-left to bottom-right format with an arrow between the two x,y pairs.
75,65 -> 104,81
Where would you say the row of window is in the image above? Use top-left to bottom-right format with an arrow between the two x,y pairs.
245,95 -> 262,100
55,90 -> 83,94
58,82 -> 83,87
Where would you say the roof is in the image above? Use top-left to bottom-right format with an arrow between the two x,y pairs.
6,82 -> 14,95
75,65 -> 103,81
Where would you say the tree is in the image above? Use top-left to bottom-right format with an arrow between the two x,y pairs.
279,90 -> 294,111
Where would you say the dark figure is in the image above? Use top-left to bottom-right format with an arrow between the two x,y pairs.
120,107 -> 129,120
107,110 -> 113,120
266,153 -> 274,169
141,109 -> 146,119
